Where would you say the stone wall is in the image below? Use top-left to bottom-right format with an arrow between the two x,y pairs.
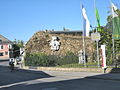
25,31 -> 95,62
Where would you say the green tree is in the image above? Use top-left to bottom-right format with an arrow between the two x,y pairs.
98,26 -> 113,64
13,39 -> 24,48
12,44 -> 20,58
98,9 -> 120,65
10,39 -> 24,58
17,40 -> 24,48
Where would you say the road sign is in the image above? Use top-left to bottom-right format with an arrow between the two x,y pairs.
91,32 -> 101,41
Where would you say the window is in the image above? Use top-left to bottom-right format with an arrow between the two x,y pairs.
0,52 -> 3,56
1,45 -> 3,49
0,45 -> 4,49
8,44 -> 12,49
5,52 -> 8,55
0,40 -> 2,43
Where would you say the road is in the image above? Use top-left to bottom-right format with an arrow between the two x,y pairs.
0,60 -> 120,90
0,59 -> 9,66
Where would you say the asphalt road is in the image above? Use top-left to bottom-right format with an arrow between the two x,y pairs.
0,60 -> 120,90
0,59 -> 9,66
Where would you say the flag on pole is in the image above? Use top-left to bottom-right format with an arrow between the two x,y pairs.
111,2 -> 120,39
82,5 -> 90,37
95,8 -> 101,31
111,2 -> 118,18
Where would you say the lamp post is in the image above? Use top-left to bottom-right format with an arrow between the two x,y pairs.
91,26 -> 101,68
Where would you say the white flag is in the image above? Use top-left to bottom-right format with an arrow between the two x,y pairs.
111,2 -> 118,18
82,5 -> 90,37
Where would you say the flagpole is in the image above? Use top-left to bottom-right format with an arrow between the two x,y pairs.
83,25 -> 87,67
112,32 -> 115,66
81,4 -> 86,67
110,0 -> 116,67
94,0 -> 100,68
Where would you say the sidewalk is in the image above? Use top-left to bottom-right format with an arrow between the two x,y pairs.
20,66 -> 120,81
26,67 -> 120,81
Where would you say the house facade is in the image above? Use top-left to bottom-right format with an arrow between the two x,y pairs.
0,35 -> 12,60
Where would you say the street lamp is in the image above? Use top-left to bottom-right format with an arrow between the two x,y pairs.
90,26 -> 101,68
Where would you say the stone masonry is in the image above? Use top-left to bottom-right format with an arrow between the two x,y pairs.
25,31 -> 95,62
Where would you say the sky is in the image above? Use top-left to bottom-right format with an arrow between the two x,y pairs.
0,0 -> 120,42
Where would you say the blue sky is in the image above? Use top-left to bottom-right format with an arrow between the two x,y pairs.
0,0 -> 120,42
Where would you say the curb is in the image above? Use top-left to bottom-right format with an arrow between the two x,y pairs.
21,66 -> 113,73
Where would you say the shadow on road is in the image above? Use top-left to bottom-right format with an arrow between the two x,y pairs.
0,65 -> 53,87
2,73 -> 120,90
110,68 -> 120,73
0,59 -> 9,62
85,68 -> 120,81
1,66 -> 120,90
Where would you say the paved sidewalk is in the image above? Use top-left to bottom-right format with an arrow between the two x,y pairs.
19,64 -> 120,81
25,68 -> 120,81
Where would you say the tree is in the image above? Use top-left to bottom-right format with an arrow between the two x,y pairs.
12,44 -> 20,58
13,39 -> 24,48
98,9 -> 120,65
10,39 -> 24,58
109,9 -> 120,54
17,40 -> 24,48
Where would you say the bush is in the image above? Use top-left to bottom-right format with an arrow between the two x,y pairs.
25,53 -> 57,67
25,52 -> 78,67
57,51 -> 78,65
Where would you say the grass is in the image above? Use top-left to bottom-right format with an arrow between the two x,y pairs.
57,62 -> 99,68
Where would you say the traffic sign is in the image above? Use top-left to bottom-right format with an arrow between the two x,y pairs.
91,32 -> 101,41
